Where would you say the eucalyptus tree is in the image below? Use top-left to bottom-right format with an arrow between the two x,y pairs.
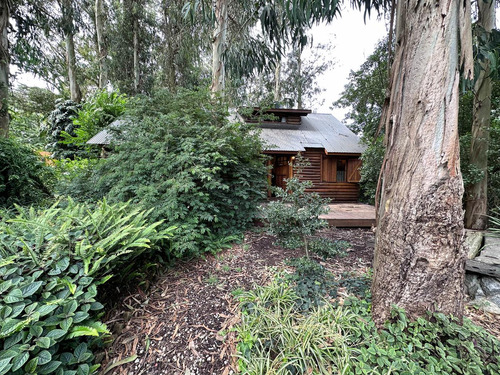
465,0 -> 497,230
371,0 -> 473,325
95,0 -> 108,89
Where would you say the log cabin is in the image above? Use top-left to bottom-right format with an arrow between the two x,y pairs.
241,108 -> 366,202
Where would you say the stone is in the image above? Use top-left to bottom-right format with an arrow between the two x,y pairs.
490,294 -> 500,307
477,235 -> 500,265
465,274 -> 481,298
480,276 -> 500,296
465,230 -> 483,259
469,297 -> 500,315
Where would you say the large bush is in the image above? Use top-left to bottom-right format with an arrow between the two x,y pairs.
72,89 -> 267,257
0,138 -> 54,207
46,100 -> 81,159
0,200 -> 174,375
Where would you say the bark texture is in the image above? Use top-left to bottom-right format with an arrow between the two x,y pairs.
95,0 -> 108,89
0,0 -> 9,137
133,14 -> 140,92
371,0 -> 472,326
465,0 -> 496,230
211,0 -> 228,93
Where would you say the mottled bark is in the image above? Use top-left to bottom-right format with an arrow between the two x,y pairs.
465,0 -> 496,230
371,0 -> 473,327
211,0 -> 228,93
95,0 -> 108,89
133,15 -> 140,92
0,0 -> 9,137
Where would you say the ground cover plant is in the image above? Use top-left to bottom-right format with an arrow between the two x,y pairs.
70,89 -> 267,257
0,200 -> 174,375
236,273 -> 500,375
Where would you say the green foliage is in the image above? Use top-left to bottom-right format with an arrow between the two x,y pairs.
71,89 -> 267,257
236,273 -> 500,375
0,138 -> 54,207
308,237 -> 349,260
0,199 -> 173,375
359,136 -> 385,205
47,99 -> 82,159
61,90 -> 128,148
262,155 -> 330,256
54,158 -> 103,199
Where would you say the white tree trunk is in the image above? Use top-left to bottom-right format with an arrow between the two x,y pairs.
372,0 -> 473,326
95,0 -> 108,89
63,0 -> 81,103
211,0 -> 228,93
274,61 -> 281,103
133,14 -> 140,92
465,0 -> 496,230
0,0 -> 9,137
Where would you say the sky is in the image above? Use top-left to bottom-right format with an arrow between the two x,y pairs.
309,7 -> 388,121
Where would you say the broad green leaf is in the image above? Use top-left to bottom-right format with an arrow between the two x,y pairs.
36,337 -> 51,349
4,289 -> 24,304
0,358 -> 12,375
38,360 -> 62,374
3,331 -> 22,349
0,280 -> 12,294
36,304 -> 58,317
67,326 -> 99,338
10,303 -> 26,319
37,350 -> 52,365
11,351 -> 29,372
0,306 -> 12,320
77,363 -> 90,375
74,343 -> 87,362
46,329 -> 67,340
61,317 -> 73,331
73,311 -> 89,323
0,349 -> 17,360
21,281 -> 43,297
24,357 -> 38,374
0,318 -> 30,339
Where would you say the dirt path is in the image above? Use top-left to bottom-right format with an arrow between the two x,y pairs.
99,228 -> 499,375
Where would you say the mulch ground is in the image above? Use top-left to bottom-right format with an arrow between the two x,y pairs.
99,228 -> 500,375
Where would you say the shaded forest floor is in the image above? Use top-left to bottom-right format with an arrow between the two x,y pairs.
100,228 -> 500,375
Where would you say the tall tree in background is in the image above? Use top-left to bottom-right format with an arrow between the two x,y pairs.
465,0 -> 496,230
0,0 -> 9,137
371,0 -> 472,326
95,0 -> 108,89
59,0 -> 82,102
211,0 -> 228,93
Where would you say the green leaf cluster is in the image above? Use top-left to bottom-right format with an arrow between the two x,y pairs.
0,199 -> 174,375
67,89 -> 267,257
47,100 -> 82,160
235,273 -> 500,375
0,138 -> 54,208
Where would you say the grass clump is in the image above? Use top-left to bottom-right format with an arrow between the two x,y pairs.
235,272 -> 500,375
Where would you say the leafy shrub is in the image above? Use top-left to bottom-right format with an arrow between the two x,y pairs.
0,138 -> 54,207
72,89 -> 267,257
61,90 -> 127,148
47,100 -> 81,159
359,136 -> 384,205
262,155 -> 330,257
54,158 -> 103,199
308,237 -> 350,260
0,200 -> 174,375
236,273 -> 500,375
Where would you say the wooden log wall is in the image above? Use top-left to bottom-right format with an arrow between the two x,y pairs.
298,149 -> 360,202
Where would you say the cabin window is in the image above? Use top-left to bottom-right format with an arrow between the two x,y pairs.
337,159 -> 347,182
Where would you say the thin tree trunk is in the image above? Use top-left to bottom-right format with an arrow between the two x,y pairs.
371,0 -> 473,327
274,61 -> 281,103
465,0 -> 496,230
133,14 -> 140,92
211,0 -> 228,93
95,0 -> 108,89
62,0 -> 81,103
162,4 -> 177,92
0,0 -> 9,137
296,48 -> 302,109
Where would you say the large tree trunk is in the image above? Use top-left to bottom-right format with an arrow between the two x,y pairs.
211,0 -> 228,93
371,0 -> 473,327
133,14 -> 140,92
465,0 -> 496,230
274,61 -> 281,103
0,0 -> 9,137
62,0 -> 82,103
95,0 -> 108,89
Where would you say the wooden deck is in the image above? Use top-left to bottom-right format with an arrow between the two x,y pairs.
320,203 -> 376,228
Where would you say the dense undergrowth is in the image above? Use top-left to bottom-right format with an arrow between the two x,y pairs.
0,200 -> 174,375
236,272 -> 500,375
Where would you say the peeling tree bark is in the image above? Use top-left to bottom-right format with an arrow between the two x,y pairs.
0,0 -> 9,137
371,0 -> 473,327
211,0 -> 228,94
62,0 -> 82,103
465,0 -> 496,230
95,0 -> 108,89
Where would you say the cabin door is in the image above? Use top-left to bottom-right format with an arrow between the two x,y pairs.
272,155 -> 292,190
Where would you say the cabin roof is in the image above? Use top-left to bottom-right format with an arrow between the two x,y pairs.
258,113 -> 365,154
87,118 -> 128,145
